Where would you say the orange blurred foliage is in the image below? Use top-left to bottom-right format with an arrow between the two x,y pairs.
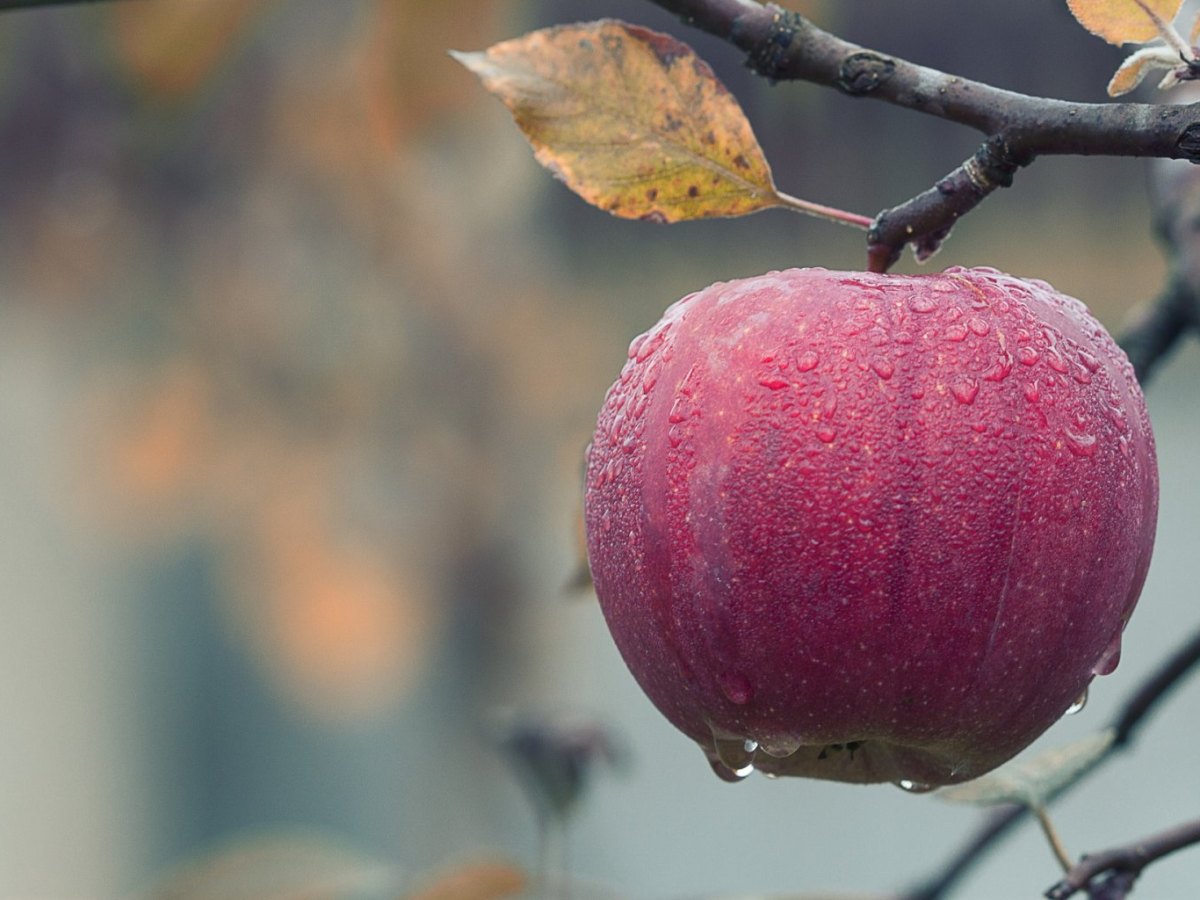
408,858 -> 527,900
110,0 -> 277,99
228,485 -> 438,723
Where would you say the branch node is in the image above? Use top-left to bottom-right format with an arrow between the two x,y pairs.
974,136 -> 1027,187
838,51 -> 897,95
1175,122 -> 1200,162
742,5 -> 803,84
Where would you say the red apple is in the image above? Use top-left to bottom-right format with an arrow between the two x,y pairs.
584,267 -> 1157,787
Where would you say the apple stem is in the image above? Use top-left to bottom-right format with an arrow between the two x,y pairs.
1034,804 -> 1075,873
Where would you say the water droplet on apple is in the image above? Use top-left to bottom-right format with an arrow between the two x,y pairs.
871,358 -> 895,380
908,293 -> 937,313
1066,686 -> 1088,715
816,426 -> 836,444
717,671 -> 753,705
967,316 -> 990,336
945,323 -> 968,342
634,327 -> 669,362
641,362 -> 660,394
1093,634 -> 1123,676
984,352 -> 1014,383
1018,346 -> 1040,366
759,735 -> 803,758
819,383 -> 838,418
1024,382 -> 1040,403
710,728 -> 757,778
708,757 -> 750,783
796,350 -> 820,372
894,779 -> 937,794
1063,429 -> 1097,458
668,397 -> 687,424
950,379 -> 979,405
1107,403 -> 1129,433
759,375 -> 790,390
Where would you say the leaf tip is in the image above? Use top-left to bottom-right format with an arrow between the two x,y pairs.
448,48 -> 481,70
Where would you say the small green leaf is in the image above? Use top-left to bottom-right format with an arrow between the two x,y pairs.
937,728 -> 1116,808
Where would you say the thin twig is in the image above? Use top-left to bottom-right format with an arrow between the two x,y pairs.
1044,817 -> 1200,899
1035,805 -> 1076,873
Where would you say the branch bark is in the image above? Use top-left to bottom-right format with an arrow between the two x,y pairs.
1044,817 -> 1200,899
646,0 -> 1200,269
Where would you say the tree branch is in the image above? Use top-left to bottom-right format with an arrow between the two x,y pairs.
1044,817 -> 1200,899
646,0 -> 1200,269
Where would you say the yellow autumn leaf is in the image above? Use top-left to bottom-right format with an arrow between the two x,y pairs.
453,20 -> 832,223
1066,0 -> 1184,46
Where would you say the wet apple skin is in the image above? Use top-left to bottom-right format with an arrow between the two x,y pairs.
585,267 -> 1158,785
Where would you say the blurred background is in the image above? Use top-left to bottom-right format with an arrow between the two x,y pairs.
0,0 -> 1197,896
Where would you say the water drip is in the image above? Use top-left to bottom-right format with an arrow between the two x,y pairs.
894,779 -> 937,794
1066,686 -> 1088,716
709,726 -> 757,780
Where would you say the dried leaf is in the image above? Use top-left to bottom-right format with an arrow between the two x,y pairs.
1107,46 -> 1180,94
1066,0 -> 1185,46
452,20 -> 787,222
937,729 -> 1116,808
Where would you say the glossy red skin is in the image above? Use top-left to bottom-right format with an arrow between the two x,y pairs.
584,267 -> 1158,786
